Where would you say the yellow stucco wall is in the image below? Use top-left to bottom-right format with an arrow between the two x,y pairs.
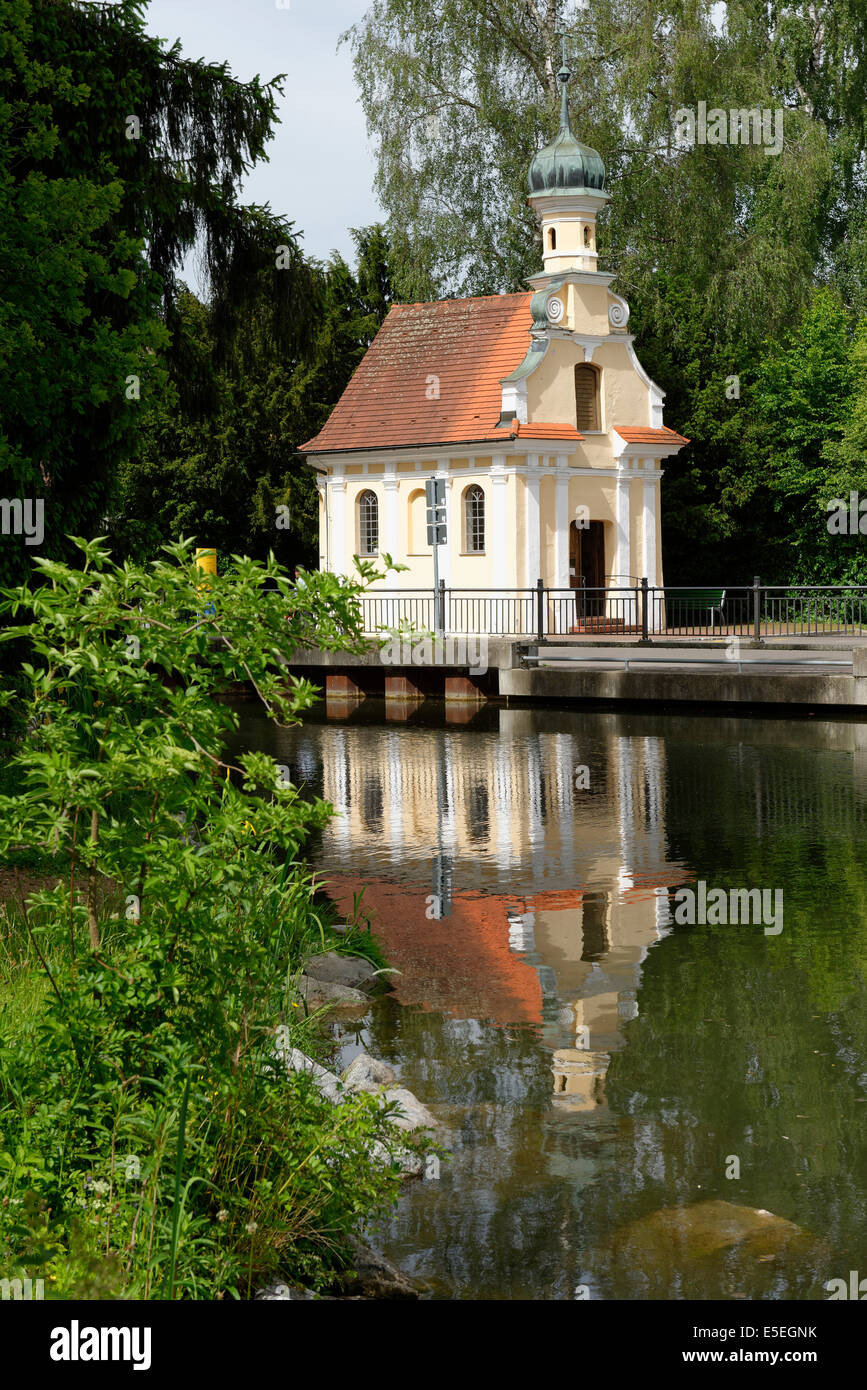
326,465 -> 664,591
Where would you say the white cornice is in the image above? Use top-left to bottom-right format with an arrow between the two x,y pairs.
527,193 -> 610,216
611,429 -> 684,462
316,457 -> 631,480
308,438 -> 581,470
526,269 -> 616,292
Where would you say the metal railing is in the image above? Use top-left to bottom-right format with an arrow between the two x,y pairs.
356,579 -> 867,641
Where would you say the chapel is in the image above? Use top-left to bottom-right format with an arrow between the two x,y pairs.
300,50 -> 687,601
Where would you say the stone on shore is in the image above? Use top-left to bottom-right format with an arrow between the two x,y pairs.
381,1086 -> 437,1132
341,1052 -> 396,1093
590,1200 -> 828,1300
281,1048 -> 436,1179
298,972 -> 370,1011
305,951 -> 380,993
369,1140 -> 425,1178
282,1047 -> 345,1104
255,1283 -> 332,1300
329,1240 -> 420,1300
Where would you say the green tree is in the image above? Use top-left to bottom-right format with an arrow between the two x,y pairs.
110,226 -> 397,571
344,1 -> 867,581
745,288 -> 860,581
344,1 -> 865,311
0,539 -> 423,1297
0,0 -> 315,590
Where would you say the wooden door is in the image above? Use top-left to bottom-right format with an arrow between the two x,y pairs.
570,521 -> 605,615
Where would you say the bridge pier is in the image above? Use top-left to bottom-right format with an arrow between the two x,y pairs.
445,675 -> 486,702
325,673 -> 365,698
385,675 -> 424,701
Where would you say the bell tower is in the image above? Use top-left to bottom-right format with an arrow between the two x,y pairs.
527,33 -> 610,280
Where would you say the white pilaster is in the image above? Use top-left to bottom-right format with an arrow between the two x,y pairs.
641,463 -> 657,585
383,465 -> 399,560
316,479 -> 327,570
554,455 -> 570,590
329,466 -> 347,576
525,454 -> 541,587
614,467 -> 631,584
491,455 -> 508,587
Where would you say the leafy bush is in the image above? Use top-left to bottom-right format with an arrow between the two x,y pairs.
0,538 -> 413,1298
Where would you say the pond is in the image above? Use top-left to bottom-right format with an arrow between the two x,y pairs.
234,699 -> 867,1301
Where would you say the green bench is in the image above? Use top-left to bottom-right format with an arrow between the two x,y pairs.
665,587 -> 726,629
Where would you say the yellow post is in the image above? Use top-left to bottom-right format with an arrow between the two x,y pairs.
195,548 -> 217,618
195,547 -> 217,578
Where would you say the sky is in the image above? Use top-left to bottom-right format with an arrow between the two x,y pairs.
142,0 -> 384,278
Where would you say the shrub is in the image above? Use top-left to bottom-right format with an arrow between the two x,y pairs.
0,537 -> 411,1297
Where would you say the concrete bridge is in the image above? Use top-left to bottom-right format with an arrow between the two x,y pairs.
287,637 -> 867,712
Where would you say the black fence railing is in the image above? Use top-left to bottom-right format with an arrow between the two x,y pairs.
357,579 -> 867,641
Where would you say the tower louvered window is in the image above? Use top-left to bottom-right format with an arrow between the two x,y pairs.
575,365 -> 600,431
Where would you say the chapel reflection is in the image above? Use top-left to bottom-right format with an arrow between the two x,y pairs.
304,709 -> 686,1111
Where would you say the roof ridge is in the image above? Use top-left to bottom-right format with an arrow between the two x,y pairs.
392,291 -> 532,310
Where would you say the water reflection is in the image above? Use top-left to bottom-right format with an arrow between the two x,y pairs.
233,702 -> 867,1300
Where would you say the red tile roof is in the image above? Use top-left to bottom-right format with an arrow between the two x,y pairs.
300,293 -> 534,453
511,422 -> 584,440
613,425 -> 689,445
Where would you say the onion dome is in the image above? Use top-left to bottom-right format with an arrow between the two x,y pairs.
528,48 -> 605,196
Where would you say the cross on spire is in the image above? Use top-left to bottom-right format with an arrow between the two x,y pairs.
553,28 -> 573,132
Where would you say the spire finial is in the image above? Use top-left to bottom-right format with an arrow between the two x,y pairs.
554,28 -> 572,132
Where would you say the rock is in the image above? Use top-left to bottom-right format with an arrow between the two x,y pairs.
341,1052 -> 396,1093
282,1047 -> 345,1104
380,1086 -> 437,1132
329,1240 -> 419,1300
369,1139 -> 424,1178
305,951 -> 380,993
299,973 -> 370,1011
589,1201 -> 828,1300
255,1282 -> 332,1301
280,1051 -> 435,1181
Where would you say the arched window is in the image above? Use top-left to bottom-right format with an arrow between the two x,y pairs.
583,225 -> 591,248
358,489 -> 379,555
574,364 -> 601,431
464,484 -> 485,553
547,227 -> 557,251
408,488 -> 428,553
